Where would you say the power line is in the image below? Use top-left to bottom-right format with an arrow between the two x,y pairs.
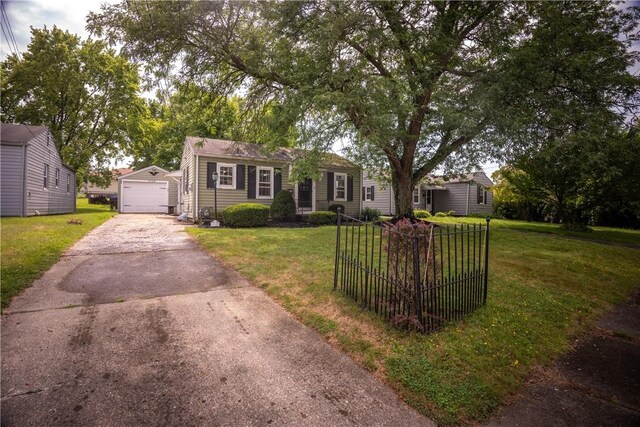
1,1 -> 21,60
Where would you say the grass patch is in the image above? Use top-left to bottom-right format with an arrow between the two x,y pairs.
431,216 -> 640,247
1,198 -> 114,308
188,220 -> 639,424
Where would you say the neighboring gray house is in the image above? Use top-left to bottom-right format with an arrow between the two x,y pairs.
179,137 -> 361,220
363,171 -> 493,216
1,123 -> 76,217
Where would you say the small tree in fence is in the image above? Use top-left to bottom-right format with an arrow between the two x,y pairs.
383,218 -> 440,331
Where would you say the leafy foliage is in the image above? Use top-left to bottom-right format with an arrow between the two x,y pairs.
360,207 -> 382,222
88,1 -> 639,216
414,209 -> 432,219
270,190 -> 296,221
492,124 -> 640,227
308,211 -> 337,225
0,27 -> 142,186
128,83 -> 298,171
328,204 -> 345,214
221,203 -> 269,227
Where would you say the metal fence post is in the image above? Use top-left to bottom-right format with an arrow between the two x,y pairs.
412,224 -> 424,328
333,208 -> 342,290
483,217 -> 491,304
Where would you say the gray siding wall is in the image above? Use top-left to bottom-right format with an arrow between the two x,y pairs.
1,144 -> 26,216
433,183 -> 470,215
197,156 -> 292,215
362,177 -> 394,215
179,144 -> 196,216
24,131 -> 75,216
315,168 -> 361,217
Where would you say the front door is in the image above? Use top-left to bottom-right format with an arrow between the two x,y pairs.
298,178 -> 313,209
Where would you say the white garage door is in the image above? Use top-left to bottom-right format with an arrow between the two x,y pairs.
121,181 -> 168,213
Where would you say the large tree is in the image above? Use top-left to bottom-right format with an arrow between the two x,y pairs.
0,26 -> 142,186
128,81 -> 298,171
89,1 -> 638,216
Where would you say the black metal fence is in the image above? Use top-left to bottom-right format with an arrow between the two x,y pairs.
333,214 -> 490,333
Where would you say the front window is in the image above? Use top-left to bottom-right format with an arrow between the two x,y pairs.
55,168 -> 60,187
413,187 -> 420,204
477,185 -> 487,204
365,186 -> 373,201
334,173 -> 346,201
218,163 -> 235,188
257,167 -> 273,198
43,164 -> 49,189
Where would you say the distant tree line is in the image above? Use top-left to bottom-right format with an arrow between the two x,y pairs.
492,123 -> 640,228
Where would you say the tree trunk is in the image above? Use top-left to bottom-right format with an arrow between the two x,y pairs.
391,168 -> 415,218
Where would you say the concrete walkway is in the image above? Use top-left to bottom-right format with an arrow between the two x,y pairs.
487,292 -> 640,426
1,215 -> 431,426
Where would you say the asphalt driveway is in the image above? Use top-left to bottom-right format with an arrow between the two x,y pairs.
1,214 -> 431,426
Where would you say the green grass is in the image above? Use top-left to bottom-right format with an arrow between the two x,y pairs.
188,221 -> 639,425
1,198 -> 115,308
431,216 -> 640,247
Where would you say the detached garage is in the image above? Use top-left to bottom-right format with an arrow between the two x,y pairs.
118,166 -> 178,214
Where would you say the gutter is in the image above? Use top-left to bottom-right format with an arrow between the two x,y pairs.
466,182 -> 470,215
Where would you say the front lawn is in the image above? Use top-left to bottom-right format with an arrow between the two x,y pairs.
188,220 -> 639,425
1,198 -> 114,308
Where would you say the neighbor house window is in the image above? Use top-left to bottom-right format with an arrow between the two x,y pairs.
55,168 -> 60,188
43,164 -> 49,189
426,190 -> 432,205
365,186 -> 373,201
257,167 -> 273,198
413,187 -> 420,204
334,173 -> 347,201
477,185 -> 487,204
67,173 -> 71,194
218,163 -> 235,188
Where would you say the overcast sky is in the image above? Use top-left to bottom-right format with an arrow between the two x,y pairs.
2,0 -> 638,175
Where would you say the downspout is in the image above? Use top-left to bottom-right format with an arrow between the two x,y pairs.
195,154 -> 199,221
360,169 -> 363,215
466,183 -> 470,216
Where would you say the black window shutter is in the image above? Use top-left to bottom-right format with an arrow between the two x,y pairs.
371,185 -> 375,201
477,185 -> 482,204
274,168 -> 282,195
206,162 -> 217,188
327,172 -> 334,201
248,166 -> 256,199
236,164 -> 245,189
347,175 -> 353,201
362,186 -> 366,201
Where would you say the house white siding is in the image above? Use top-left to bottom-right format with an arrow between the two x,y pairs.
1,144 -> 26,216
179,143 -> 196,217
23,131 -> 76,216
363,176 -> 395,215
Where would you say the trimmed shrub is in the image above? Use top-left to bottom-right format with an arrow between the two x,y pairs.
414,209 -> 432,219
309,211 -> 337,225
434,210 -> 455,217
221,203 -> 269,227
328,204 -> 345,214
560,222 -> 593,233
361,207 -> 382,222
270,190 -> 296,221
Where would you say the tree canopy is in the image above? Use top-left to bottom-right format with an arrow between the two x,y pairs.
88,1 -> 639,216
128,82 -> 298,171
1,26 -> 143,186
